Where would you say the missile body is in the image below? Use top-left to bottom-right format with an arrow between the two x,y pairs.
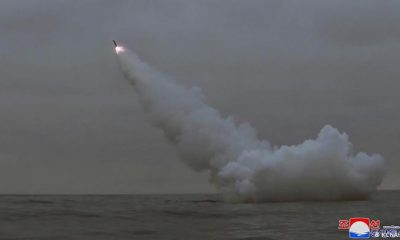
113,40 -> 124,54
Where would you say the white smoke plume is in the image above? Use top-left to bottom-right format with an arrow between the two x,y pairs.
116,47 -> 386,202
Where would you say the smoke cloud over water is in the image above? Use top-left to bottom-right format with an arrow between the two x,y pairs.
116,47 -> 386,202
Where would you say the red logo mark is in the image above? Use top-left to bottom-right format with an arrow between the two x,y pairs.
338,220 -> 350,230
370,220 -> 380,230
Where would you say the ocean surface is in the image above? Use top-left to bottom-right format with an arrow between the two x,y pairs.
0,191 -> 398,240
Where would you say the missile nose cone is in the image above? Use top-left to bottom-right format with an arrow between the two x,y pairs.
113,40 -> 117,47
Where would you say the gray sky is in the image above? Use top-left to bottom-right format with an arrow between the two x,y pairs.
0,0 -> 398,194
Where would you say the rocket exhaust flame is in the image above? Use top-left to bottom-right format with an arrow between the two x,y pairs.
113,40 -> 125,54
115,46 -> 124,54
114,46 -> 386,202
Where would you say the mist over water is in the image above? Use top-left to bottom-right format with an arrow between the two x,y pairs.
116,47 -> 386,202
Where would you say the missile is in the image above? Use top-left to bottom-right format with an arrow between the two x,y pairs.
113,40 -> 124,54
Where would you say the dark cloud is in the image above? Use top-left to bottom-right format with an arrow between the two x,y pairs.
0,0 -> 398,193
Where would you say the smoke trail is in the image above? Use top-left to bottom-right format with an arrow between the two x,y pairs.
115,47 -> 386,202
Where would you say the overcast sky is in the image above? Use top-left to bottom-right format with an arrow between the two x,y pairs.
0,0 -> 398,193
